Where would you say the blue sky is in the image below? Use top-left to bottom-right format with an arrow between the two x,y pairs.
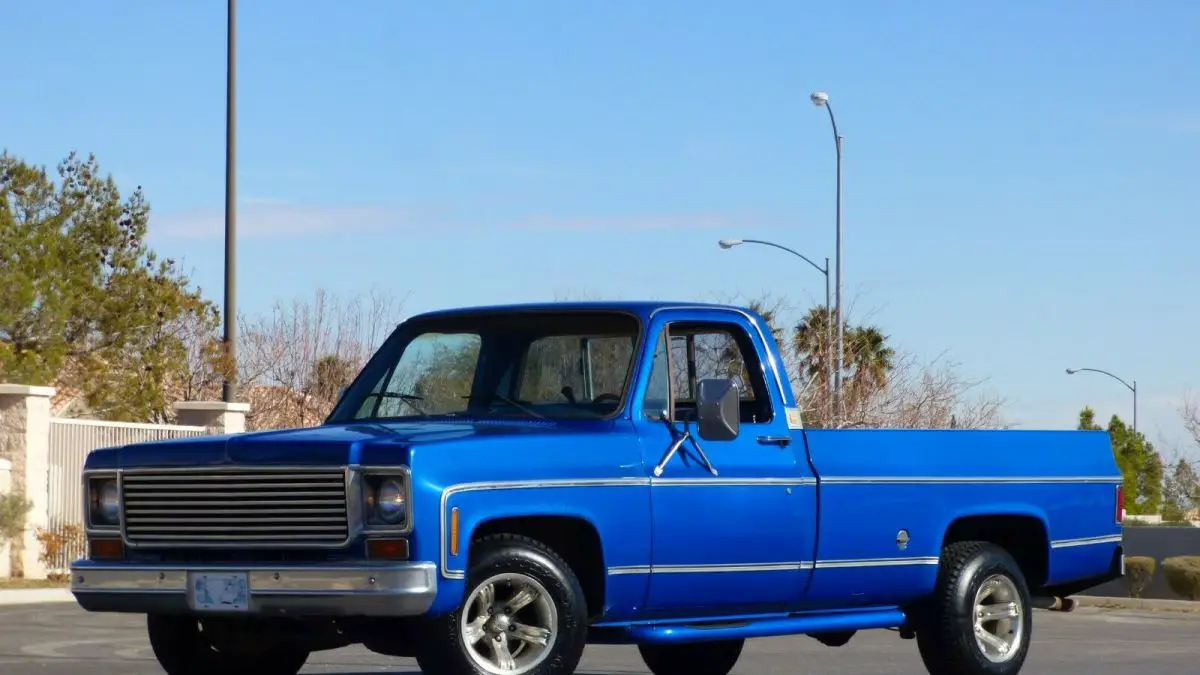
5,1 -> 1198,453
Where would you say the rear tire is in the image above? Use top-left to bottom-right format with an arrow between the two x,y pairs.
915,541 -> 1033,675
146,614 -> 310,675
637,639 -> 745,675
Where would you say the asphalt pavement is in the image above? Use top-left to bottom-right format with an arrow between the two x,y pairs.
0,602 -> 1196,675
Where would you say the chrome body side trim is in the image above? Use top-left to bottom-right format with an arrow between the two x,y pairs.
1049,534 -> 1124,549
814,556 -> 941,569
818,476 -> 1124,485
651,477 -> 816,487
605,557 -> 943,576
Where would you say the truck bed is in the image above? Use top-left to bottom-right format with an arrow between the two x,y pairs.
800,428 -> 1123,607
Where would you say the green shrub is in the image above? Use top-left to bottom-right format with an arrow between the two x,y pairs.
1124,556 -> 1156,597
1162,556 -> 1200,601
0,492 -> 34,541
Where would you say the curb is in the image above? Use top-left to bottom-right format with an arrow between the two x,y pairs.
0,588 -> 74,606
1073,595 -> 1200,613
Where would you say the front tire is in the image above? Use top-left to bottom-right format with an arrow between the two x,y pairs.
146,614 -> 310,675
916,541 -> 1033,675
416,534 -> 589,675
637,639 -> 745,675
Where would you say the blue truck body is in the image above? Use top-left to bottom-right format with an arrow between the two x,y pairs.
71,301 -> 1124,675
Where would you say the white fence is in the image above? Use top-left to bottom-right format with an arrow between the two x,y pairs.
44,418 -> 208,571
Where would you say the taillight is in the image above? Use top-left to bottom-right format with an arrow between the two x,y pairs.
1116,485 -> 1125,524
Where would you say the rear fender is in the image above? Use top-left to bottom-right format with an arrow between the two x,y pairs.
938,504 -> 1052,588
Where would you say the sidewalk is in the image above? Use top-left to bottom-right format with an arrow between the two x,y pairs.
1074,595 -> 1200,613
0,587 -> 73,606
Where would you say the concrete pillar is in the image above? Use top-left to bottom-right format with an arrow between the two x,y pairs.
0,457 -> 12,578
0,384 -> 55,579
173,401 -> 250,435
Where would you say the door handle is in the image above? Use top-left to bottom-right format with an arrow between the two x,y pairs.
756,435 -> 791,446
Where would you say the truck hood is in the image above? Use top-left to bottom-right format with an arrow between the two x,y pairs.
94,418 -> 601,469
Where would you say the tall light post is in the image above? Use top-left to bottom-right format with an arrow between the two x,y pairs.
718,239 -> 833,417
222,0 -> 238,403
810,90 -> 843,424
1066,367 -> 1138,433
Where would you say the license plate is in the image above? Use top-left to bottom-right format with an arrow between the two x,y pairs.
190,572 -> 249,612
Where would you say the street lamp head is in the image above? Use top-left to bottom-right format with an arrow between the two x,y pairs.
810,91 -> 829,107
1065,368 -> 1077,375
718,239 -> 744,249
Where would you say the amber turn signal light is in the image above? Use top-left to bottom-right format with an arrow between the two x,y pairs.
366,538 -> 410,560
89,538 -> 125,560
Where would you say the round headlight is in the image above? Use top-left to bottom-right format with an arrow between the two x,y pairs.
99,481 -> 120,523
375,479 -> 407,524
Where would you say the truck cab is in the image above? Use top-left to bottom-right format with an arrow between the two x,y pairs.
70,301 -> 1125,675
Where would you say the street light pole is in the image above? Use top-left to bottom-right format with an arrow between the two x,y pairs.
718,239 -> 833,418
810,91 -> 843,425
221,0 -> 238,403
1066,367 -> 1138,433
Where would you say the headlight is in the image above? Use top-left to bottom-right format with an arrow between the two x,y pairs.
371,477 -> 408,525
376,479 -> 406,523
88,478 -> 120,527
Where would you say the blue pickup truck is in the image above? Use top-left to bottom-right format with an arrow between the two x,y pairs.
71,301 -> 1124,675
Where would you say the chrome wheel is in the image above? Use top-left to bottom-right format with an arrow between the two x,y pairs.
460,572 -> 558,675
972,573 -> 1024,663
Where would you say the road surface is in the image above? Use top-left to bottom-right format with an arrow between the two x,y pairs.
0,602 -> 1194,674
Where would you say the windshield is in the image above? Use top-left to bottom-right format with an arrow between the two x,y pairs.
329,310 -> 641,422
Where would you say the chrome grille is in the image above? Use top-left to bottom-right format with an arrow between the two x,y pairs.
120,468 -> 350,547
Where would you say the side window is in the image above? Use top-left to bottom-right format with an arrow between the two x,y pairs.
643,321 -> 773,424
516,334 -> 635,405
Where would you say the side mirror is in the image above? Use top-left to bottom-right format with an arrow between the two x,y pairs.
696,378 -> 740,441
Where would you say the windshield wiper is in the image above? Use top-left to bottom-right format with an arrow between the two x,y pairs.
462,394 -> 547,419
370,391 -> 429,416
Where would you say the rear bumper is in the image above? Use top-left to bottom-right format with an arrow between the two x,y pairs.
69,560 -> 437,618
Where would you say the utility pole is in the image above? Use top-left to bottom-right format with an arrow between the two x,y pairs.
221,0 -> 238,403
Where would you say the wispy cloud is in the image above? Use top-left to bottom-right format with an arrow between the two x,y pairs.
449,162 -> 568,180
154,201 -> 444,239
510,211 -> 770,232
153,200 -> 775,239
1164,117 -> 1200,135
1109,113 -> 1200,136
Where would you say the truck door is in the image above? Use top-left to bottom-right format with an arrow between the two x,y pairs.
633,310 -> 817,618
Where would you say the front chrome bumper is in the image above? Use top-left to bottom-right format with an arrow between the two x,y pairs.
69,560 -> 437,618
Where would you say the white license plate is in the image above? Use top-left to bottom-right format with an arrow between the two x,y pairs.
190,572 -> 250,612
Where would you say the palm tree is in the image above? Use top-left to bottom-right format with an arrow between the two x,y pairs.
792,305 -> 833,385
844,325 -> 895,391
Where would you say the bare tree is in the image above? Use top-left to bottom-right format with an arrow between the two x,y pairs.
1183,393 -> 1200,450
159,304 -> 233,416
235,287 -> 408,430
839,350 -> 1006,429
